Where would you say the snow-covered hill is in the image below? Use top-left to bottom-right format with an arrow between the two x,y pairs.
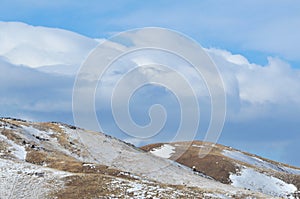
142,142 -> 300,198
0,118 -> 272,198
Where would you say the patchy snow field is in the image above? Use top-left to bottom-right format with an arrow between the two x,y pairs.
108,177 -> 232,199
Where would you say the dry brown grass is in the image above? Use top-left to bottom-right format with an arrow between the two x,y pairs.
26,150 -> 83,172
50,174 -> 117,199
36,122 -> 65,134
1,118 -> 29,127
0,140 -> 13,159
273,172 -> 300,190
0,140 -> 8,151
177,153 -> 237,184
173,142 -> 237,184
25,149 -> 136,180
1,129 -> 24,145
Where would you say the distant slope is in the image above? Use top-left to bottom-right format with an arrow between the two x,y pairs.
0,118 -> 271,198
141,141 -> 300,198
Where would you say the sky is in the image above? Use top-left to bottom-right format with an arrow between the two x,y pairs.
0,1 -> 300,166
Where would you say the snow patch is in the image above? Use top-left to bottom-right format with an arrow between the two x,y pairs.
126,182 -> 144,193
0,134 -> 26,160
150,144 -> 175,158
203,193 -> 231,199
192,144 -> 205,148
21,125 -> 53,141
230,167 -> 297,198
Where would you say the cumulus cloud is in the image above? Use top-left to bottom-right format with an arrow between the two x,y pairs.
208,49 -> 300,98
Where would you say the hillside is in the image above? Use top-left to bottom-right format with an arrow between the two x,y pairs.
141,141 -> 300,198
0,117 -> 297,198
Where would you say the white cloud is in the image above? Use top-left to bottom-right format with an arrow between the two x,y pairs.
207,48 -> 300,121
237,57 -> 300,104
206,48 -> 250,65
0,21 -> 97,68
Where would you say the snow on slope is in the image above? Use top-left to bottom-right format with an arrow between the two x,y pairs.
223,149 -> 300,175
0,134 -> 26,160
0,21 -> 98,69
21,125 -> 55,141
230,167 -> 297,198
0,158 -> 70,199
150,144 -> 175,158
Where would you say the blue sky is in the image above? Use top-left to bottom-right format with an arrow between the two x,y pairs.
0,1 -> 300,166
